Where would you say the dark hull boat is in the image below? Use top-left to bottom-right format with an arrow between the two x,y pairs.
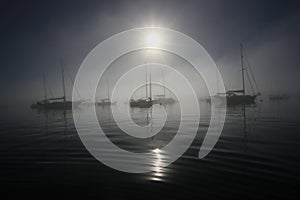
31,99 -> 81,110
31,61 -> 81,110
130,63 -> 153,108
130,98 -> 153,108
216,44 -> 260,106
225,93 -> 257,105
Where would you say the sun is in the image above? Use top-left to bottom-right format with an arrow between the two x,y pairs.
146,32 -> 161,47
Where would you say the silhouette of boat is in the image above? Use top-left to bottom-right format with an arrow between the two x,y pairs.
130,97 -> 153,108
152,70 -> 176,105
97,98 -> 117,106
214,44 -> 260,105
130,63 -> 153,108
269,81 -> 289,101
96,79 -> 116,106
269,94 -> 289,101
31,61 -> 82,110
153,95 -> 175,105
216,90 -> 257,105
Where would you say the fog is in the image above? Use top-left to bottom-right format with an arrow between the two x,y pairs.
0,0 -> 299,107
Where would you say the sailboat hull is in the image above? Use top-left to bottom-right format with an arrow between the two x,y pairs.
130,100 -> 153,108
31,101 -> 81,110
226,95 -> 257,105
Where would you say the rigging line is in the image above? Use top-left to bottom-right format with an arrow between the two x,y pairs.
247,60 -> 260,93
42,74 -> 54,98
245,69 -> 255,95
66,69 -> 82,100
245,58 -> 259,91
47,86 -> 54,98
244,51 -> 260,93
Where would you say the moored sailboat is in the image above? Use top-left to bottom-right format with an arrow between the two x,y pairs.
152,70 -> 176,105
130,63 -> 153,108
214,44 -> 260,105
96,79 -> 116,106
31,62 -> 82,110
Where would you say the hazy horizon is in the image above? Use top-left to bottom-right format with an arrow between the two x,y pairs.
1,0 -> 300,106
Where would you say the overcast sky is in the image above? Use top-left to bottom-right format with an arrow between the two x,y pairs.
0,0 -> 299,105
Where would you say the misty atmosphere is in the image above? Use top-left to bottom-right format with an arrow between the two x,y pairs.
1,0 -> 300,199
1,0 -> 300,107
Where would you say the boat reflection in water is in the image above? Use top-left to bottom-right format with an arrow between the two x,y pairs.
96,100 -> 181,181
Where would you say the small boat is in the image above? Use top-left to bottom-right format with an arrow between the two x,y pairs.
214,44 -> 260,106
97,98 -> 117,106
31,62 -> 82,110
216,90 -> 257,105
269,81 -> 289,101
30,98 -> 81,109
96,79 -> 116,106
152,70 -> 176,105
130,63 -> 153,108
269,94 -> 289,101
130,97 -> 153,108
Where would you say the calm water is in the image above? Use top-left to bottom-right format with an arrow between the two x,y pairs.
0,98 -> 300,198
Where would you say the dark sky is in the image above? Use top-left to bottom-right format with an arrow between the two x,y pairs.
1,0 -> 299,105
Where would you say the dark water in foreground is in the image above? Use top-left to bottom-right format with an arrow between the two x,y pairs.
0,98 -> 300,199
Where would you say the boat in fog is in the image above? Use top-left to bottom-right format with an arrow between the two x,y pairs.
130,97 -> 153,108
152,70 -> 176,105
269,94 -> 289,101
96,79 -> 116,106
130,63 -> 153,108
31,62 -> 82,110
214,44 -> 261,105
269,81 -> 289,101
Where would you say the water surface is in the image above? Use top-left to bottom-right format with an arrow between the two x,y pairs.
0,98 -> 299,198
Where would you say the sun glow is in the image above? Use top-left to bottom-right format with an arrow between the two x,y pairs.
146,32 -> 161,47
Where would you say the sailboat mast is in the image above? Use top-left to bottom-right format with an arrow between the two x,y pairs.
107,78 -> 110,101
240,44 -> 246,96
145,62 -> 148,98
216,68 -> 219,93
43,74 -> 48,101
149,73 -> 152,100
161,70 -> 166,97
61,60 -> 66,103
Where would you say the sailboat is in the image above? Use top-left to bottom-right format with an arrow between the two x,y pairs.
96,79 -> 116,106
153,70 -> 175,105
31,62 -> 81,109
269,81 -> 289,101
215,44 -> 260,105
130,63 -> 153,108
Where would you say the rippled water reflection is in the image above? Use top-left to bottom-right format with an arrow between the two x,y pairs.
0,98 -> 300,198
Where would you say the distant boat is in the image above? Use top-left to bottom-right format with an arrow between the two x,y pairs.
269,94 -> 289,101
31,61 -> 82,110
97,98 -> 117,106
269,81 -> 289,101
130,63 -> 153,108
153,95 -> 175,105
152,70 -> 176,105
96,79 -> 116,106
214,44 -> 260,105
